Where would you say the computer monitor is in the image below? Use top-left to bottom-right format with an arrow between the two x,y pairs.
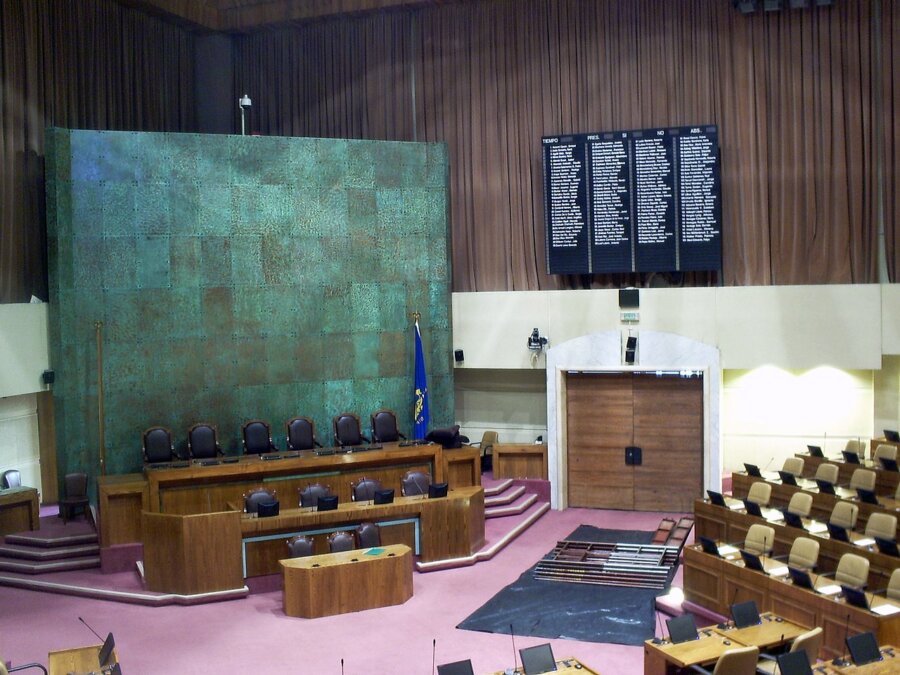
778,470 -> 798,486
807,445 -> 825,458
740,549 -> 765,573
698,536 -> 721,557
884,429 -> 900,443
744,463 -> 762,477
842,450 -> 861,464
666,614 -> 699,644
816,479 -> 836,495
841,585 -> 870,610
519,643 -> 557,674
856,488 -> 879,505
788,566 -> 815,590
743,499 -> 763,518
846,632 -> 882,665
730,600 -> 761,628
256,500 -> 279,518
98,633 -> 115,668
875,536 -> 900,557
706,490 -> 726,507
880,457 -> 899,472
437,660 -> 475,675
373,488 -> 394,505
316,495 -> 338,511
782,510 -> 804,529
428,482 -> 449,499
776,650 -> 813,675
827,522 -> 849,542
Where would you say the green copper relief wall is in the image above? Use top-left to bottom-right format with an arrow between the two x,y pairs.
45,129 -> 452,484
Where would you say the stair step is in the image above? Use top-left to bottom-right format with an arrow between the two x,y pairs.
483,479 -> 514,497
486,493 -> 538,518
0,542 -> 100,561
484,485 -> 526,507
4,532 -> 98,548
0,556 -> 101,574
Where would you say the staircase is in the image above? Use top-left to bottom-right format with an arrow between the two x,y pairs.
0,518 -> 100,574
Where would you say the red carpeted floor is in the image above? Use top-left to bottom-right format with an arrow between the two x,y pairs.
0,503 -> 688,674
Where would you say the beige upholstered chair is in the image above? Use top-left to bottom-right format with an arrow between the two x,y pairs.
874,444 -> 898,464
882,568 -> 900,601
814,463 -> 839,484
832,553 -> 869,589
782,457 -> 804,477
786,537 -> 820,571
692,645 -> 759,675
744,524 -> 775,556
756,627 -> 823,675
830,501 -> 859,530
746,481 -> 772,507
848,468 -> 876,492
864,512 -> 897,541
844,438 -> 867,457
787,492 -> 813,518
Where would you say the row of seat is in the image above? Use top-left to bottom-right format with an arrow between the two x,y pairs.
284,523 -> 382,559
142,410 -> 407,463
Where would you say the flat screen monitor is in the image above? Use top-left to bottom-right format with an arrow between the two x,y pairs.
698,536 -> 720,557
880,457 -> 899,472
743,499 -> 762,518
884,429 -> 900,442
373,488 -> 395,505
730,600 -> 761,628
744,463 -> 762,477
519,643 -> 557,674
827,522 -> 849,542
437,660 -> 475,675
807,445 -> 825,458
788,567 -> 815,590
875,536 -> 900,557
98,633 -> 115,668
778,470 -> 798,486
782,511 -> 804,529
776,650 -> 813,675
842,450 -> 861,465
847,632 -> 882,665
740,549 -> 765,573
256,500 -> 279,518
428,482 -> 449,499
706,490 -> 726,507
666,614 -> 699,644
816,479 -> 836,495
316,495 -> 338,512
841,585 -> 870,610
856,488 -> 879,505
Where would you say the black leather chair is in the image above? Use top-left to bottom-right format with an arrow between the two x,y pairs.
242,419 -> 277,454
401,470 -> 431,497
333,412 -> 369,447
356,522 -> 381,548
59,472 -> 89,523
243,488 -> 277,514
286,535 -> 315,558
351,477 -> 382,502
187,423 -> 222,459
370,409 -> 405,443
1,469 -> 22,489
298,483 -> 332,509
328,530 -> 355,553
142,426 -> 176,463
286,416 -> 321,451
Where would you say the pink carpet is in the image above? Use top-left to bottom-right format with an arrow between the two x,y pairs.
0,507 -> 686,674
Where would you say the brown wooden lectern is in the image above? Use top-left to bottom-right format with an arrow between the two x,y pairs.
141,510 -> 243,594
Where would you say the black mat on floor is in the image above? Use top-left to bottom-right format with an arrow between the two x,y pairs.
457,526 -> 664,646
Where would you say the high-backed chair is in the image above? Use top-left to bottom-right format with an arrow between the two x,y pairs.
327,530 -> 356,553
895,482 -> 900,501
879,568 -> 900,601
756,627 -> 823,675
333,412 -> 369,447
831,552 -> 870,589
356,522 -> 381,548
351,477 -> 382,502
286,535 -> 314,558
746,481 -> 772,507
786,537 -> 820,571
401,470 -> 431,497
864,512 -> 897,542
743,524 -> 775,556
874,444 -> 898,466
187,423 -> 222,459
370,409 -> 405,443
142,426 -> 176,464
286,416 -> 321,451
59,472 -> 89,523
849,468 -> 876,492
814,463 -> 840,485
830,501 -> 859,530
242,419 -> 277,454
786,492 -> 813,518
689,645 -> 759,675
1,469 -> 22,489
298,483 -> 332,509
844,438 -> 867,458
468,430 -> 499,471
782,457 -> 804,477
243,488 -> 277,514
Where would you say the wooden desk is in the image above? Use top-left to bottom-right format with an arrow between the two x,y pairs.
489,658 -> 601,674
797,453 -> 900,496
97,474 -> 149,546
832,646 -> 900,674
280,543 -> 412,618
48,644 -> 117,675
0,486 -> 40,536
693,499 -> 899,589
492,443 -> 548,480
444,445 -> 482,487
683,544 -> 900,659
241,486 -> 485,576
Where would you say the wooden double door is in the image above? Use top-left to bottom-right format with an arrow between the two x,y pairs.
566,371 -> 703,512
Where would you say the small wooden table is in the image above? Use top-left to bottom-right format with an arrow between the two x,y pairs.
48,644 -> 118,675
492,443 -> 548,479
831,646 -> 900,673
281,543 -> 413,618
0,486 -> 40,536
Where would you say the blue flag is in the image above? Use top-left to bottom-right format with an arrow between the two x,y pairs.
413,321 -> 430,439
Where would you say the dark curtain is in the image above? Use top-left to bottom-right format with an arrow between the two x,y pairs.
884,0 -> 900,282
0,0 -> 195,303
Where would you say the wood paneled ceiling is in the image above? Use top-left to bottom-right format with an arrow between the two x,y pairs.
125,0 -> 458,32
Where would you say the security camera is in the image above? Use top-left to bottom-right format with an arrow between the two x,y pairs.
239,94 -> 252,108
527,328 -> 548,352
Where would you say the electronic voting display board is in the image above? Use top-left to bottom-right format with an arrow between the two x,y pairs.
542,125 -> 721,275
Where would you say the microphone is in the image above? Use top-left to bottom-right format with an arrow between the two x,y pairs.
432,638 -> 436,675
341,658 -> 344,675
720,586 -> 739,629
505,623 -> 518,675
833,613 -> 851,666
762,457 -> 775,473
79,616 -> 104,642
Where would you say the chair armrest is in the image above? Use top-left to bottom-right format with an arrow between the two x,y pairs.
361,434 -> 371,443
688,665 -> 713,675
216,444 -> 224,456
771,554 -> 788,562
398,432 -> 407,440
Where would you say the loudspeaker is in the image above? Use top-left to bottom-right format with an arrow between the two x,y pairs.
618,288 -> 639,309
625,336 -> 637,365
42,370 -> 55,385
454,349 -> 464,363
